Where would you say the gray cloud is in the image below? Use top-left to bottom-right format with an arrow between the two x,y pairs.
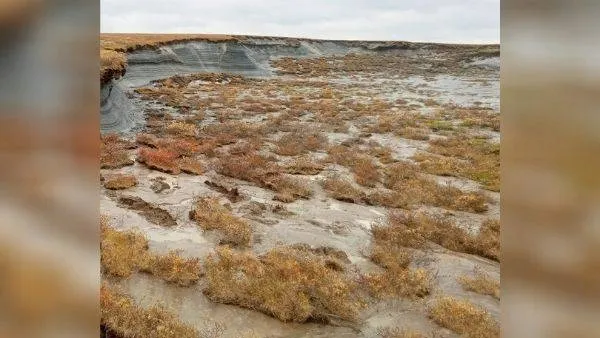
101,0 -> 499,43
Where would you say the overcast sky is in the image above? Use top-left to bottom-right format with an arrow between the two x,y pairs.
101,0 -> 499,43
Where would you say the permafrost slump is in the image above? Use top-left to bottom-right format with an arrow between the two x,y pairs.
101,38 -> 368,132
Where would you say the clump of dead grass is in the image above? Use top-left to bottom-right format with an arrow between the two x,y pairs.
103,175 -> 137,190
351,155 -> 380,187
101,283 -> 199,338
364,267 -> 432,300
372,211 -> 499,261
141,251 -> 203,287
190,197 -> 252,246
101,221 -> 148,278
166,121 -> 197,137
459,269 -> 500,300
413,136 -> 500,191
203,246 -> 364,323
265,175 -> 313,203
474,219 -> 500,261
378,161 -> 488,213
285,156 -> 325,175
218,153 -> 279,183
101,220 -> 201,285
321,176 -> 365,204
100,49 -> 126,84
428,296 -> 499,338
177,156 -> 204,175
274,131 -> 327,156
137,147 -> 180,174
101,133 -> 134,169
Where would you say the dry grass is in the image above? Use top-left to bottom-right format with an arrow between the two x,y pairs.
364,267 -> 432,299
380,161 -> 488,213
274,131 -> 327,156
217,153 -> 279,182
372,211 -> 499,261
101,283 -> 199,338
474,219 -> 500,261
413,136 -> 500,191
101,33 -> 235,52
326,148 -> 486,213
178,157 -> 204,175
101,221 -> 148,278
166,121 -> 198,138
366,213 -> 432,300
428,296 -> 499,338
101,220 -> 201,285
352,156 -> 380,187
104,175 -> 137,190
141,251 -> 202,287
217,152 -> 311,201
137,147 -> 180,174
101,134 -> 134,169
321,176 -> 365,204
101,49 -> 127,84
136,133 -> 160,148
190,197 -> 252,246
459,270 -> 500,300
453,108 -> 500,132
284,156 -> 325,175
265,175 -> 313,203
203,246 -> 364,323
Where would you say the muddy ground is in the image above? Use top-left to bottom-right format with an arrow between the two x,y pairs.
100,37 -> 499,338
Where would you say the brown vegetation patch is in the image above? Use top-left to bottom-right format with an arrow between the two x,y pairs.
265,175 -> 313,203
166,121 -> 198,138
190,197 -> 252,246
274,131 -> 327,156
285,156 -> 325,175
376,161 -> 488,213
137,147 -> 180,174
101,134 -> 134,169
428,296 -> 499,338
101,284 -> 199,338
136,133 -> 160,148
203,246 -> 364,323
413,136 -> 500,191
101,49 -> 127,84
321,177 -> 366,204
351,155 -> 380,187
104,175 -> 137,190
141,251 -> 203,287
101,221 -> 201,285
118,196 -> 177,227
217,152 -> 280,184
364,267 -> 432,300
459,270 -> 500,300
101,33 -> 235,52
372,211 -> 499,261
178,157 -> 204,175
101,221 -> 148,278
453,108 -> 500,132
204,180 -> 244,203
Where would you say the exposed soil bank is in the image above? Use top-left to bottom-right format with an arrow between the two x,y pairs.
101,36 -> 498,133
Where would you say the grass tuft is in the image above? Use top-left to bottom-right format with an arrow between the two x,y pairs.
429,296 -> 499,338
190,197 -> 252,246
459,270 -> 500,300
101,283 -> 199,338
204,246 -> 364,323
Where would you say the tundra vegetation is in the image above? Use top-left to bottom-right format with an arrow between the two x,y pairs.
100,34 -> 500,336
